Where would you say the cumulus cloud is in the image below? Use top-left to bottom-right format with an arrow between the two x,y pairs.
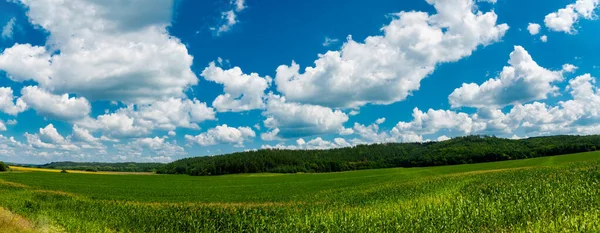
201,62 -> 271,112
135,98 -> 216,130
390,74 -> 600,140
71,125 -> 100,144
449,46 -> 564,108
1,17 -> 16,40
0,87 -> 27,115
24,124 -> 79,151
185,124 -> 255,147
540,35 -> 548,42
0,44 -> 52,82
275,0 -> 508,108
262,94 -> 349,139
76,98 -> 215,138
544,0 -> 599,34
0,0 -> 197,104
393,108 -> 482,139
527,23 -> 541,35
20,86 -> 91,121
213,0 -> 247,35
262,137 -> 352,150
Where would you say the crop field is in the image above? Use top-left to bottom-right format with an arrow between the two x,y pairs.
1,151 -> 599,232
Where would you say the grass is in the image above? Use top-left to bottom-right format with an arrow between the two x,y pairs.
0,151 -> 599,232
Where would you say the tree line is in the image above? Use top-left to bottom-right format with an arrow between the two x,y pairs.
157,135 -> 600,176
36,162 -> 163,172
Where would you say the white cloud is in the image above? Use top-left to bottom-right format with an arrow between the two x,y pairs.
262,94 -> 349,138
6,120 -> 17,125
275,0 -> 508,108
201,62 -> 271,112
540,35 -> 548,42
23,124 -> 80,151
20,86 -> 91,121
527,23 -> 541,35
262,137 -> 352,150
339,127 -> 354,135
71,124 -> 99,144
1,0 -> 197,104
168,131 -> 176,137
544,0 -> 599,34
393,108 -> 484,137
135,98 -> 216,130
213,0 -> 247,35
24,133 -> 55,149
77,98 -> 215,138
375,117 -> 386,125
38,124 -> 66,145
0,121 -> 6,131
185,124 -> 255,147
562,64 -> 578,73
322,37 -> 339,47
260,128 -> 280,141
449,46 -> 564,108
437,135 -> 451,141
352,121 -> 395,144
1,17 -> 16,40
349,110 -> 360,116
114,137 -> 185,162
0,44 -> 52,82
0,87 -> 28,115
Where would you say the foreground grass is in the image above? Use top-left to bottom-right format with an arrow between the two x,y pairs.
0,151 -> 599,232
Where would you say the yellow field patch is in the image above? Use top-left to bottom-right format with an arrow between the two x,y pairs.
8,166 -> 153,175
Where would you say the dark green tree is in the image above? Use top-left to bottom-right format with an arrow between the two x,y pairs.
0,161 -> 9,172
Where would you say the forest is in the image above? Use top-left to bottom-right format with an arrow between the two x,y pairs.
158,135 -> 600,176
34,162 -> 164,172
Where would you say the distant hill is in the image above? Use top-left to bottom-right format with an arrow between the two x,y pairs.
158,135 -> 600,176
36,162 -> 164,173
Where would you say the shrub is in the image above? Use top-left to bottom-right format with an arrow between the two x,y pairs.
0,161 -> 8,172
61,169 -> 69,173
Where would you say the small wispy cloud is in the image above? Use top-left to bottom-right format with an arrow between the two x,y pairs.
322,37 -> 339,47
1,17 -> 16,40
212,0 -> 247,36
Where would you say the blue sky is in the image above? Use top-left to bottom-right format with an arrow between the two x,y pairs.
1,0 -> 599,164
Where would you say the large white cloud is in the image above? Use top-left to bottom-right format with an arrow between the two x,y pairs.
135,98 -> 216,130
449,46 -> 565,108
75,98 -> 215,138
261,94 -> 349,139
0,87 -> 27,115
185,124 -> 255,147
544,0 -> 599,34
274,0 -> 508,109
0,0 -> 197,104
20,86 -> 91,121
201,62 -> 271,112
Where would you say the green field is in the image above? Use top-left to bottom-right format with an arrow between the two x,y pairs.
1,151 -> 599,232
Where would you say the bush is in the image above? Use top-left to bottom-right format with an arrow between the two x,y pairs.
61,169 -> 69,173
0,161 -> 8,172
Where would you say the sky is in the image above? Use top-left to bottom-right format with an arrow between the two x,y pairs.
0,0 -> 599,164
